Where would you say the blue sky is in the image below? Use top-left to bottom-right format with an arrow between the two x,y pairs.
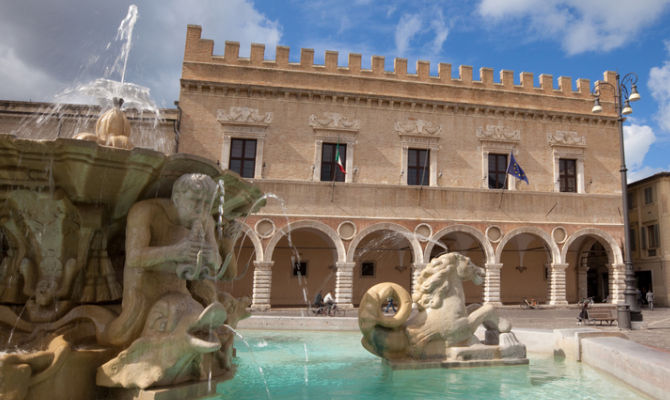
1,0 -> 670,182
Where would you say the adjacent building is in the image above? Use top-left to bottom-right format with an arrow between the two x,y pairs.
178,25 -> 628,310
628,172 -> 670,306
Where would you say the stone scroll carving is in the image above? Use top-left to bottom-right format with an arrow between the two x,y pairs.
547,130 -> 586,147
394,119 -> 442,136
309,112 -> 360,131
476,125 -> 520,142
217,107 -> 273,125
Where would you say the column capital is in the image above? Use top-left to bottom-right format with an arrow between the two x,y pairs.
254,261 -> 274,270
335,261 -> 356,269
485,263 -> 503,270
550,263 -> 569,270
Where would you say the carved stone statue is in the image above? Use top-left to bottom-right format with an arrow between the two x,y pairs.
0,119 -> 263,399
358,253 -> 526,365
75,97 -> 133,149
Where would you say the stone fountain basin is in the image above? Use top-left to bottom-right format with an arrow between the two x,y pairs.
0,134 -> 220,221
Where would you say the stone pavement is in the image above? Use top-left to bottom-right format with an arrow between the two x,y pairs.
253,306 -> 670,353
497,306 -> 670,353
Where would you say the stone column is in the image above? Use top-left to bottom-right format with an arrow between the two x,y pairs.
484,263 -> 502,305
549,263 -> 568,305
411,262 -> 426,297
610,263 -> 626,305
251,261 -> 273,311
334,261 -> 355,309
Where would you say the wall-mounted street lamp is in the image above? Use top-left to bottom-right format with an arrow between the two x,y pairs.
591,72 -> 641,329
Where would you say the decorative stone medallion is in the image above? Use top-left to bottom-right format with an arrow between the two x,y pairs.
337,221 -> 357,240
414,223 -> 433,242
254,218 -> 276,239
486,226 -> 503,243
552,226 -> 567,244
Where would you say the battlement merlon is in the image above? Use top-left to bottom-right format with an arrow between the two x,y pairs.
182,25 -> 618,115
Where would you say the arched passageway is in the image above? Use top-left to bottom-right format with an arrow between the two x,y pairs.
498,233 -> 552,304
350,229 -> 414,305
268,228 -> 338,307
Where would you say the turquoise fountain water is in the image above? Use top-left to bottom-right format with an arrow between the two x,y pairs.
218,330 -> 647,400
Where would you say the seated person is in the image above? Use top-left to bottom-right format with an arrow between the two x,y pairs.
313,291 -> 325,314
323,292 -> 335,315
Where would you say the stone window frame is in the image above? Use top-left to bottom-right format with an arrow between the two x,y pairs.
396,120 -> 441,187
320,142 -> 347,182
558,158 -> 578,193
406,147 -> 430,186
476,125 -> 521,191
229,138 -> 257,178
217,107 -> 272,180
548,130 -> 586,194
309,113 -> 359,183
487,152 -> 509,189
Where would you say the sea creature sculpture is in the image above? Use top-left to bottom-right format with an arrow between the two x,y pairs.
358,252 -> 523,362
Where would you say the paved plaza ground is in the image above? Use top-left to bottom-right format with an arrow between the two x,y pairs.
497,306 -> 670,353
252,306 -> 670,353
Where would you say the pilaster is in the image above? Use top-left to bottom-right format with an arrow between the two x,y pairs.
549,263 -> 569,305
610,263 -> 626,305
334,262 -> 355,309
484,263 -> 502,305
251,261 -> 273,311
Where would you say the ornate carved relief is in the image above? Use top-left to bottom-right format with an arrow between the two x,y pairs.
394,119 -> 442,136
547,131 -> 586,147
217,107 -> 273,126
309,112 -> 360,131
476,125 -> 520,142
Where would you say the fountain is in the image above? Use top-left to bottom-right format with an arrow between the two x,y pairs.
0,109 -> 263,399
0,5 -> 265,400
358,252 -> 527,368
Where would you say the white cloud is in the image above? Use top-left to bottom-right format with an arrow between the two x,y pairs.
429,13 -> 449,55
477,0 -> 670,55
649,57 -> 670,133
394,10 -> 450,57
395,14 -> 422,56
624,124 -> 656,169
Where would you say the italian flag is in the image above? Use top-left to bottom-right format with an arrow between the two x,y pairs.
336,143 -> 346,174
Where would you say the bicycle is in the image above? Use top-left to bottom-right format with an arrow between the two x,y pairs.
519,297 -> 538,309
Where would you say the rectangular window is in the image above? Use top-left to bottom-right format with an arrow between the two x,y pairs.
229,138 -> 257,178
627,192 -> 636,209
407,148 -> 429,186
630,228 -> 636,251
644,187 -> 653,204
320,143 -> 346,182
361,261 -> 375,277
488,153 -> 508,189
559,158 -> 577,193
648,224 -> 660,249
641,228 -> 647,250
292,261 -> 307,277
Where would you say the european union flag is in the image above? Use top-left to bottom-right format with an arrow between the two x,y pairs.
507,153 -> 529,184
